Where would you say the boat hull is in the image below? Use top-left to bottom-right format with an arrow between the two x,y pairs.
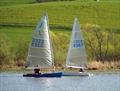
23,72 -> 62,78
63,72 -> 92,76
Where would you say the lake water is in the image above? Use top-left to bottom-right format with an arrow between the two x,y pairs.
0,72 -> 120,91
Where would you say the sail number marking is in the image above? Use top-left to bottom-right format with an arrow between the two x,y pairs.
73,40 -> 83,48
31,38 -> 44,47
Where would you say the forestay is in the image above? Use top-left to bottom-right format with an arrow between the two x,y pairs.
26,15 -> 53,69
66,18 -> 87,69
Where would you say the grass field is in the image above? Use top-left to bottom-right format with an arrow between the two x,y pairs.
0,1 -> 120,29
0,0 -> 120,69
0,0 -> 36,6
0,26 -> 33,46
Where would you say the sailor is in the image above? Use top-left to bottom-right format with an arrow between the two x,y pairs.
79,68 -> 84,72
34,64 -> 40,74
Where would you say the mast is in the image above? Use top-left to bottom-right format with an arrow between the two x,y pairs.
46,12 -> 54,67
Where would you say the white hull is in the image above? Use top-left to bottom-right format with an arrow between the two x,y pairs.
63,72 -> 92,76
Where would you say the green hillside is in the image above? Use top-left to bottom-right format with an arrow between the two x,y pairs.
0,1 -> 120,29
0,0 -> 36,6
0,0 -> 120,69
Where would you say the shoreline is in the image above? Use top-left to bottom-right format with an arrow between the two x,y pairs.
0,61 -> 120,73
0,66 -> 120,73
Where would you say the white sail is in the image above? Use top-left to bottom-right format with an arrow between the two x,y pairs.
66,18 -> 87,69
26,15 -> 53,69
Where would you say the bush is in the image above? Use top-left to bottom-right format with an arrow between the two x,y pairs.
15,39 -> 29,66
51,31 -> 70,65
82,24 -> 120,62
0,33 -> 14,66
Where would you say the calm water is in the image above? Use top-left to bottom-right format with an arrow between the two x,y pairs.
0,72 -> 120,91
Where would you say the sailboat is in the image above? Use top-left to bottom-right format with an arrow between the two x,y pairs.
23,14 -> 62,78
63,18 -> 91,76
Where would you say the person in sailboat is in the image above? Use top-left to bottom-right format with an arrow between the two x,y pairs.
79,68 -> 84,72
34,64 -> 41,75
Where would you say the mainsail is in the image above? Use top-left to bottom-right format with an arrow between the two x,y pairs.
66,18 -> 87,69
26,15 -> 54,69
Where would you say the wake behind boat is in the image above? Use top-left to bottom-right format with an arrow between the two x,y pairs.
23,14 -> 62,78
63,18 -> 92,76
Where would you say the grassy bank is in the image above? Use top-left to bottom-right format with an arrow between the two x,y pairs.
1,61 -> 120,72
87,61 -> 120,70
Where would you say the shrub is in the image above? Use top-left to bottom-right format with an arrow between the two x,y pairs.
82,24 -> 120,62
15,39 -> 29,66
0,33 -> 14,66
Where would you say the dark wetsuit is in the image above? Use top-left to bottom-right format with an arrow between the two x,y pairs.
79,68 -> 84,72
34,69 -> 40,74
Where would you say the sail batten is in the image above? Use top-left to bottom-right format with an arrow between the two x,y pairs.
26,14 -> 53,69
66,18 -> 87,69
